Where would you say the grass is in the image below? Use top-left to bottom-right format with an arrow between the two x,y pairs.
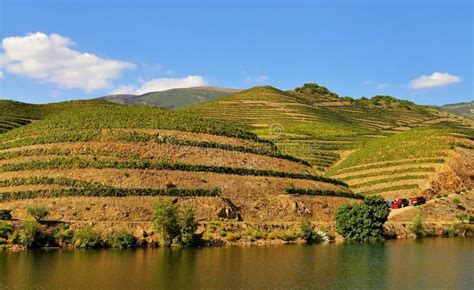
0,157 -> 347,186
185,85 -> 449,174
0,177 -> 221,201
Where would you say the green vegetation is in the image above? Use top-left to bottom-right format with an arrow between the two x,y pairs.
100,86 -> 238,109
456,212 -> 468,223
27,205 -> 49,221
0,158 -> 346,186
410,211 -> 425,238
0,177 -> 220,201
286,187 -> 363,199
0,210 -> 12,220
335,196 -> 390,241
299,219 -> 322,243
73,227 -> 102,248
152,200 -> 198,247
108,229 -> 136,249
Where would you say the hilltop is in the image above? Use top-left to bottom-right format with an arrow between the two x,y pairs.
98,86 -> 239,109
187,84 -> 474,201
0,100 -> 358,244
438,101 -> 474,118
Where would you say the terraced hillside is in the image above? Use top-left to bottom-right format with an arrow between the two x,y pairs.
187,84 -> 451,171
439,101 -> 474,118
187,84 -> 473,198
0,100 -> 358,227
0,99 -> 107,134
327,124 -> 474,199
99,86 -> 239,109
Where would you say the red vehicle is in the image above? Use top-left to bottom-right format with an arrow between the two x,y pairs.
410,196 -> 426,206
391,198 -> 409,209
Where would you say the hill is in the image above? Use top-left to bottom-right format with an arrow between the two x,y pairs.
0,100 -> 358,242
99,86 -> 239,109
439,101 -> 474,118
187,83 -> 474,200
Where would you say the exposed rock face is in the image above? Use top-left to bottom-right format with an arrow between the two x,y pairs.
217,198 -> 242,221
424,148 -> 473,198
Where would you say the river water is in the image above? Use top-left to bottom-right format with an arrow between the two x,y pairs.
1,238 -> 472,289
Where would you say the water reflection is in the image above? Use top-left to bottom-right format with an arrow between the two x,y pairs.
1,238 -> 472,289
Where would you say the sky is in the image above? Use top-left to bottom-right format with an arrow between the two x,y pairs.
0,0 -> 472,105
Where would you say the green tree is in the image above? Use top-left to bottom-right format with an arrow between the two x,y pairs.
179,207 -> 198,246
152,200 -> 180,246
299,219 -> 321,243
335,196 -> 390,241
27,205 -> 48,221
410,211 -> 425,238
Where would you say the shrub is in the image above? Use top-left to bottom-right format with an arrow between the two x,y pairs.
53,225 -> 74,246
179,207 -> 198,247
335,196 -> 390,241
74,227 -> 102,248
152,201 -> 199,247
108,229 -> 136,249
0,210 -> 12,220
152,200 -> 180,247
18,220 -> 41,248
456,212 -> 468,223
27,205 -> 48,221
226,232 -> 241,242
470,215 -> 474,224
452,197 -> 461,204
410,211 -> 425,238
299,219 -> 321,243
0,222 -> 12,240
443,226 -> 457,238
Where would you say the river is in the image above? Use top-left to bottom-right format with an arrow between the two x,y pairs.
1,238 -> 473,289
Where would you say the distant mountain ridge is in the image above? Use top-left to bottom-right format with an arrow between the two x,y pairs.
98,86 -> 240,109
439,101 -> 473,118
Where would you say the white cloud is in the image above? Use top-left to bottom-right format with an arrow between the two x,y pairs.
377,82 -> 390,88
0,71 -> 3,79
409,72 -> 461,89
361,80 -> 374,85
245,75 -> 269,84
110,75 -> 207,95
0,32 -> 134,91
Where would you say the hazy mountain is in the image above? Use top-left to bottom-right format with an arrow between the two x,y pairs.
99,86 -> 240,109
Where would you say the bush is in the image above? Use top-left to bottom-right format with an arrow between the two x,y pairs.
27,205 -> 48,221
452,197 -> 461,204
225,232 -> 241,242
53,225 -> 74,246
299,219 -> 321,243
18,220 -> 41,248
108,229 -> 136,249
456,212 -> 468,223
410,211 -> 425,238
335,196 -> 390,241
179,208 -> 198,247
0,210 -> 12,220
443,226 -> 457,238
74,227 -> 102,248
152,200 -> 180,247
152,201 -> 199,247
0,222 -> 12,240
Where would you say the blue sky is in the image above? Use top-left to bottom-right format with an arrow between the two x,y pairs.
0,0 -> 472,105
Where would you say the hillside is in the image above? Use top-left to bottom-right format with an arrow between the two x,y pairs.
439,101 -> 474,118
187,84 -> 474,199
99,86 -> 239,109
0,100 -> 359,236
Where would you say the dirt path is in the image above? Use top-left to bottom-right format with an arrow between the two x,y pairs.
388,193 -> 457,219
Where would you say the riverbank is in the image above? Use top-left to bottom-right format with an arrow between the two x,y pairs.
2,218 -> 473,251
